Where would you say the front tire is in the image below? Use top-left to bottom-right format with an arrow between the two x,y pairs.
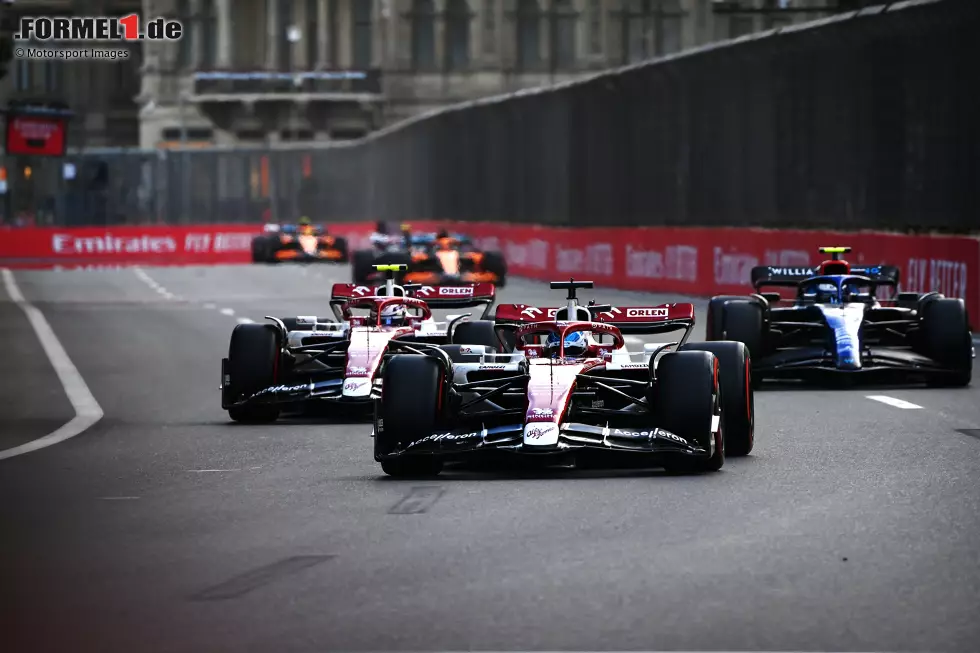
226,324 -> 281,423
921,298 -> 972,387
652,351 -> 724,473
680,341 -> 754,456
376,355 -> 446,477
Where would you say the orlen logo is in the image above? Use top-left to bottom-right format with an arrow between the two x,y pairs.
52,233 -> 177,255
626,308 -> 668,318
439,286 -> 473,296
352,286 -> 372,296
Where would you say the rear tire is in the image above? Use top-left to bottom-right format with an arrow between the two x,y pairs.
921,298 -> 972,387
652,351 -> 724,473
452,320 -> 500,351
332,237 -> 349,263
351,250 -> 376,285
705,295 -> 749,341
680,341 -> 754,456
712,301 -> 764,388
227,324 -> 281,423
376,355 -> 446,477
481,251 -> 507,287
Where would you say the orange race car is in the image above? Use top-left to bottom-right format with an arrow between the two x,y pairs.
251,219 -> 349,264
351,227 -> 507,287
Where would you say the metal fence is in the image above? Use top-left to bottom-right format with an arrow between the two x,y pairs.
4,0 -> 978,233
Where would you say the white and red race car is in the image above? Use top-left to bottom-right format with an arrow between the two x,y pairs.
372,279 -> 756,477
220,266 -> 501,423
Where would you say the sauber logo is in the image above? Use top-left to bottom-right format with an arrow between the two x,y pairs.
596,307 -> 621,319
439,286 -> 473,296
626,308 -> 668,318
527,408 -> 555,422
520,307 -> 558,318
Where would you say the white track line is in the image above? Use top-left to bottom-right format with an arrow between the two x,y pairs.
236,317 -> 254,324
219,308 -> 235,316
133,267 -> 181,301
866,395 -> 923,410
0,269 -> 104,461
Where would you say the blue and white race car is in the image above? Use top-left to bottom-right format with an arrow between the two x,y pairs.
705,247 -> 973,387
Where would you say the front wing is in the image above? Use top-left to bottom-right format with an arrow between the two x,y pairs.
373,421 -> 710,460
220,361 -> 378,411
753,345 -> 965,382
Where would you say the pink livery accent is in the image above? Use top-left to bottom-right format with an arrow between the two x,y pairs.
523,359 -> 603,447
345,326 -> 413,378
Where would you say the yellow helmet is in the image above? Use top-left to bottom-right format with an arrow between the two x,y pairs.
299,216 -> 312,226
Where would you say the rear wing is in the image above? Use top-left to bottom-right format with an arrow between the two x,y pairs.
750,265 -> 900,290
494,303 -> 695,335
331,282 -> 495,318
411,283 -> 496,308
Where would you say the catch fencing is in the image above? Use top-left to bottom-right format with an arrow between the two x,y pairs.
4,0 -> 978,233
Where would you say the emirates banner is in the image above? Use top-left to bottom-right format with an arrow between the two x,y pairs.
1,222 -> 976,324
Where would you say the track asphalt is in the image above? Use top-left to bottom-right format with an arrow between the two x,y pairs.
1,263 -> 979,653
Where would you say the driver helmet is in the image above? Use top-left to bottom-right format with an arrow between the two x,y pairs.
544,330 -> 590,359
298,216 -> 314,235
805,282 -> 838,303
375,221 -> 389,235
377,303 -> 408,326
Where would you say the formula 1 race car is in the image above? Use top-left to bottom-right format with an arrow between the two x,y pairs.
371,279 -> 755,477
251,219 -> 349,264
220,266 -> 502,423
705,247 -> 974,387
351,227 -> 507,287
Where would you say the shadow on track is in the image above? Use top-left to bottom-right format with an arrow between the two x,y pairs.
368,455 -> 760,482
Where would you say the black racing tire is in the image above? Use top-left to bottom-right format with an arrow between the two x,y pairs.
451,320 -> 501,351
481,251 -> 507,287
251,237 -> 273,264
652,351 -> 724,473
227,324 -> 281,423
705,295 -> 749,341
351,250 -> 376,285
716,301 -> 764,387
680,341 -> 754,456
332,237 -> 349,263
375,355 -> 445,477
921,298 -> 972,387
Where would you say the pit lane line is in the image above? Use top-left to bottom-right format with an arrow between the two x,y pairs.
0,269 -> 104,461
